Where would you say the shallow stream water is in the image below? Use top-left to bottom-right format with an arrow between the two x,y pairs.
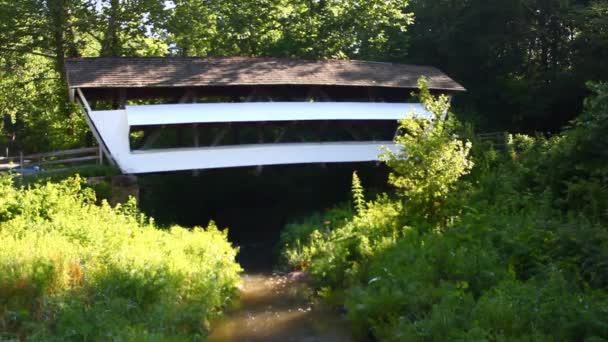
207,273 -> 357,342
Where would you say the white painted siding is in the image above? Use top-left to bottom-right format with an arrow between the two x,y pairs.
127,142 -> 398,173
126,102 -> 431,126
87,102 -> 421,173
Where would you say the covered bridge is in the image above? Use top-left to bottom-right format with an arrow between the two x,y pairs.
66,57 -> 465,174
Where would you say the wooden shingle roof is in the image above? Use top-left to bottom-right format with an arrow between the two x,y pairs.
65,57 -> 465,91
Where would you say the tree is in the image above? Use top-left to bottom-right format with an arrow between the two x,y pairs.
92,0 -> 168,57
406,0 -> 608,132
0,0 -> 93,152
0,0 -> 167,152
382,78 -> 473,221
0,53 -> 88,152
157,0 -> 413,59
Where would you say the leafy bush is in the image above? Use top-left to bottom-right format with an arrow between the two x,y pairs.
344,204 -> 608,341
280,79 -> 474,288
279,81 -> 608,340
0,176 -> 241,341
279,202 -> 355,272
382,78 -> 473,225
471,271 -> 608,341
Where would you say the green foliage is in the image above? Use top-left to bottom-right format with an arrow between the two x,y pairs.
351,171 -> 366,216
17,165 -> 120,186
471,271 -> 608,341
0,175 -> 241,341
158,0 -> 413,59
0,54 -> 88,152
279,82 -> 608,340
407,0 -> 608,132
2,0 -> 606,152
280,196 -> 404,289
279,203 -> 356,271
344,205 -> 608,340
93,0 -> 169,57
382,78 -> 473,223
0,0 -> 415,153
280,79 -> 474,289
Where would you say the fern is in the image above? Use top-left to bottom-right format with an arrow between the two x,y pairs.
351,171 -> 366,215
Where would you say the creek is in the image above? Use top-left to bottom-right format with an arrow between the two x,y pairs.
138,164 -> 388,341
208,272 -> 355,342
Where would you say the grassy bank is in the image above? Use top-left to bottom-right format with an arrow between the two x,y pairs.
279,81 -> 608,340
0,176 -> 241,341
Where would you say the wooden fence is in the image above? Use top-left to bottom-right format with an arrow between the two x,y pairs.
0,147 -> 102,174
476,132 -> 509,151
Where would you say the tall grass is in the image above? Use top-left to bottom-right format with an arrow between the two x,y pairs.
0,176 -> 241,341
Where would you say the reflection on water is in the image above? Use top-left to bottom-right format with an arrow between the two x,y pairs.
208,273 -> 356,342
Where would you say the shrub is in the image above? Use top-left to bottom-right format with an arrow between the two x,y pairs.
279,81 -> 608,340
278,202 -> 355,271
382,78 -> 473,225
0,176 -> 241,341
280,190 -> 405,287
470,271 -> 608,340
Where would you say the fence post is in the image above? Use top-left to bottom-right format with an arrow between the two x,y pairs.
19,151 -> 24,180
98,145 -> 103,165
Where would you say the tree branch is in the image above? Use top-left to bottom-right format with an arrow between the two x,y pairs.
0,47 -> 56,59
85,30 -> 104,44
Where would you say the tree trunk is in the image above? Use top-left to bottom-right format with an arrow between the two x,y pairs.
48,0 -> 68,86
101,0 -> 121,56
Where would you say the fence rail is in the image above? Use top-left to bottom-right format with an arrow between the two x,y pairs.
0,147 -> 102,173
476,132 -> 508,151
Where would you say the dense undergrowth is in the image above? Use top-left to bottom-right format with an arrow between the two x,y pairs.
280,81 -> 608,340
0,176 -> 241,341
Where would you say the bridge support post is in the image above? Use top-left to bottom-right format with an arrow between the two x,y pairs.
98,145 -> 103,165
193,123 -> 200,177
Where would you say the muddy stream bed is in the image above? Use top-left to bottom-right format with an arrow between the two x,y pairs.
208,240 -> 359,342
208,272 -> 357,342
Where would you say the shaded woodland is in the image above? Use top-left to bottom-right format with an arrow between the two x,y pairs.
1,0 -> 607,152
